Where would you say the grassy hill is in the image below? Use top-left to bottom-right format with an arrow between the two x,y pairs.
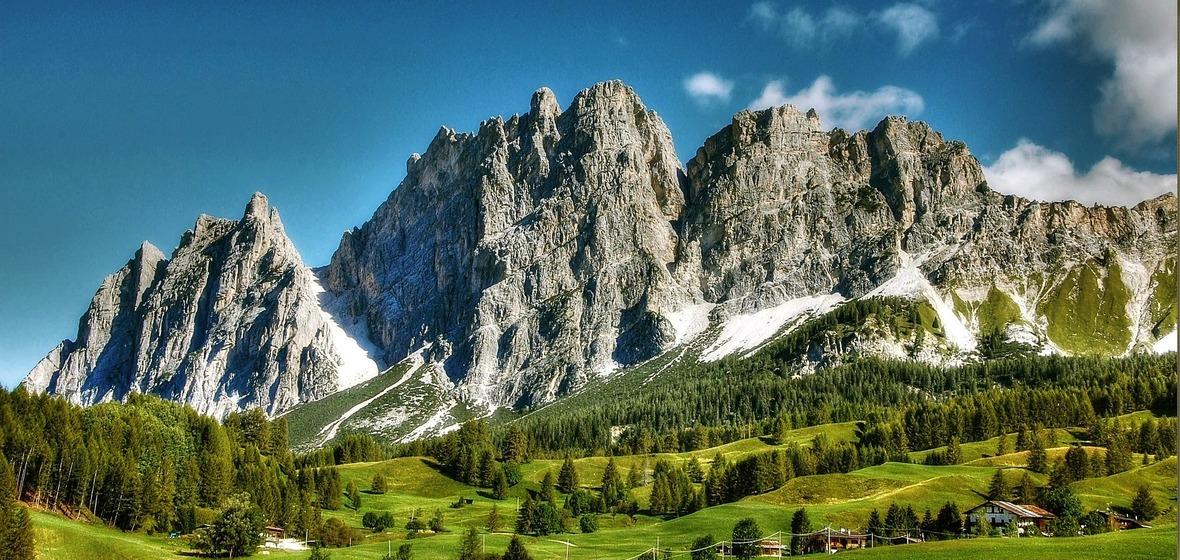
30,419 -> 1178,559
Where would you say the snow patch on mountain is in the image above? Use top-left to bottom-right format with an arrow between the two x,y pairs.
309,275 -> 381,390
701,294 -> 844,361
1119,257 -> 1150,352
314,353 -> 421,446
866,251 -> 976,351
1153,331 -> 1176,354
666,303 -> 716,345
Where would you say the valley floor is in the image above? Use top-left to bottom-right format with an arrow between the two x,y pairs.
31,418 -> 1179,559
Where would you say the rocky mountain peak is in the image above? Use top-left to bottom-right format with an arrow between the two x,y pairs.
25,192 -> 378,418
530,87 -> 561,121
26,80 -> 1176,425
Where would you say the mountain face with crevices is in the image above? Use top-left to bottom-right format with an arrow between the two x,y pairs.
24,194 -> 378,417
26,80 -> 1176,423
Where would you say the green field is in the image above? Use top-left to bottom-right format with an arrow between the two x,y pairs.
31,416 -> 1179,559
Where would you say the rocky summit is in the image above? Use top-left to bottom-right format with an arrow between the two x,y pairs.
24,193 -> 379,417
25,81 -> 1177,421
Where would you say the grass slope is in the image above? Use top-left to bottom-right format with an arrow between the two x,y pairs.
32,417 -> 1178,559
286,363 -> 413,449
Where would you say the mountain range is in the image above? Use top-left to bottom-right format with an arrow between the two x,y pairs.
24,80 -> 1176,439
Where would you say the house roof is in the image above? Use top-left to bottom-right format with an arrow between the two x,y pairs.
967,501 -> 1056,519
1097,510 -> 1153,529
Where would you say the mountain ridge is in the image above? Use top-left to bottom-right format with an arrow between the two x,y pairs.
24,80 -> 1177,425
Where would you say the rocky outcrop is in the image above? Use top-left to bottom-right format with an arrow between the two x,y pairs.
326,85 -> 1175,411
323,82 -> 691,406
25,194 -> 379,417
26,81 -> 1176,419
680,108 -> 1174,331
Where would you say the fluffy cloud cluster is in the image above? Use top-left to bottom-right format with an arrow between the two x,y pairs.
749,1 -> 939,55
747,75 -> 924,131
683,72 -> 735,104
983,139 -> 1176,206
1030,0 -> 1177,148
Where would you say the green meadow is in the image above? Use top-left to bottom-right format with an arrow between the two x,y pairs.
31,417 -> 1178,559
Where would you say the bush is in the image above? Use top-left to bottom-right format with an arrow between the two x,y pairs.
363,511 -> 394,532
503,462 -> 523,486
428,509 -> 447,533
320,518 -> 361,547
578,514 -> 597,533
732,518 -> 762,560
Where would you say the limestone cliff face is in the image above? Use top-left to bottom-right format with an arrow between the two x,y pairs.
323,82 -> 691,406
25,81 -> 1176,419
325,86 -> 1175,411
681,107 -> 1174,356
25,194 -> 379,417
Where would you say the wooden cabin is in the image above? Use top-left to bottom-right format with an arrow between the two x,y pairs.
966,500 -> 1056,533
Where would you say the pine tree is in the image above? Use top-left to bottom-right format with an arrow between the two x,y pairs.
789,508 -> 811,555
601,457 -> 623,507
988,469 -> 1010,501
557,456 -> 578,494
627,461 -> 643,488
0,453 -> 34,560
884,502 -> 901,537
347,479 -> 362,510
1105,433 -> 1134,475
515,497 -> 535,534
867,508 -> 883,537
309,544 -> 332,560
1131,485 -> 1159,521
501,425 -> 529,465
1064,445 -> 1089,482
1027,432 -> 1048,473
458,526 -> 481,560
502,534 -> 532,560
4,506 -> 34,560
936,502 -> 962,536
1017,472 -> 1037,504
946,437 -> 962,465
487,503 -> 501,532
371,472 -> 387,494
428,508 -> 446,533
492,467 -> 509,500
685,456 -> 704,483
540,470 -> 556,505
1138,420 -> 1159,455
996,433 -> 1010,456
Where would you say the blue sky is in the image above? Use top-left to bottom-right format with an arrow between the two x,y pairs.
1,1 -> 1176,387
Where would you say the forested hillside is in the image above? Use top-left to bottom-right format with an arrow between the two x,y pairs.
0,388 -> 386,557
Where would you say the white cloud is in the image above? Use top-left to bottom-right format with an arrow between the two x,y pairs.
876,3 -> 939,54
749,1 -> 777,30
780,7 -> 817,46
749,2 -> 934,54
748,75 -> 924,131
983,139 -> 1176,206
684,72 -> 735,104
1030,0 -> 1177,148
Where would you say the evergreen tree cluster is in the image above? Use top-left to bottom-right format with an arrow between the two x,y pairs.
0,387 -> 364,550
0,453 -> 33,559
478,345 -> 1173,457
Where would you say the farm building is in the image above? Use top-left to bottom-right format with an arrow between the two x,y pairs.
803,528 -> 870,553
966,500 -> 1056,533
1095,510 -> 1152,530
